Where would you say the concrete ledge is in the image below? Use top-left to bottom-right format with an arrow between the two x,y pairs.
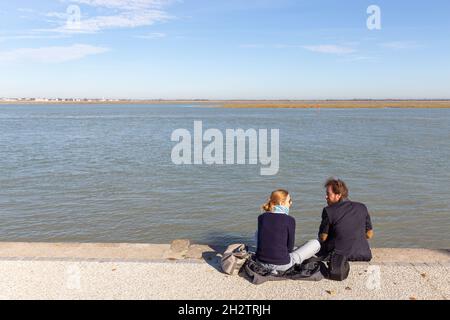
371,248 -> 450,264
0,242 -> 218,262
0,242 -> 171,261
0,242 -> 448,300
0,242 -> 448,264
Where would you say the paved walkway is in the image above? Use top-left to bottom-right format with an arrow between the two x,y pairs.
0,242 -> 448,300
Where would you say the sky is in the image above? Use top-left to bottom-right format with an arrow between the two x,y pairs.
0,0 -> 449,100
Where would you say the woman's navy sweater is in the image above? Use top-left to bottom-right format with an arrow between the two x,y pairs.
256,212 -> 296,265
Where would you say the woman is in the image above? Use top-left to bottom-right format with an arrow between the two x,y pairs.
255,189 -> 321,273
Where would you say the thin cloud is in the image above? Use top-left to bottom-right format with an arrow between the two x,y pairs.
67,0 -> 172,10
0,34 -> 69,42
0,44 -> 109,63
302,45 -> 356,55
380,41 -> 420,50
134,32 -> 166,39
339,55 -> 379,63
42,0 -> 173,34
240,43 -> 357,54
239,44 -> 266,48
18,8 -> 35,13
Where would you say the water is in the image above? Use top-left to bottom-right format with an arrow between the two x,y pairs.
0,104 -> 449,248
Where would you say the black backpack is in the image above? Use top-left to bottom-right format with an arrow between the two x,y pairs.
327,252 -> 350,281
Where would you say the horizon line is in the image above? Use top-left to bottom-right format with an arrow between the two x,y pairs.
2,98 -> 450,102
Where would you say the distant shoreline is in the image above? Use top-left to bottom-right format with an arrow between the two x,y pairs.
219,100 -> 450,109
1,99 -> 450,108
0,100 -> 217,106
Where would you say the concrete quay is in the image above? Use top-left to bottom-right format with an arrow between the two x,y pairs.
0,242 -> 448,300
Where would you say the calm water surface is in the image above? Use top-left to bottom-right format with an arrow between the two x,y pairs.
0,104 -> 449,248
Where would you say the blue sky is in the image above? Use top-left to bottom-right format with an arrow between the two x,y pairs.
1,0 -> 449,99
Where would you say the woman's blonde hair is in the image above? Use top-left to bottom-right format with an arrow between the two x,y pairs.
262,189 -> 290,212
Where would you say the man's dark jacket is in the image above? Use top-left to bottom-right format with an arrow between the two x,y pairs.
318,199 -> 373,261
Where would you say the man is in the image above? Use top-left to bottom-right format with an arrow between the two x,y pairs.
318,178 -> 374,261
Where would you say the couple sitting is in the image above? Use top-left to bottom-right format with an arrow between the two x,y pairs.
255,178 -> 374,274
